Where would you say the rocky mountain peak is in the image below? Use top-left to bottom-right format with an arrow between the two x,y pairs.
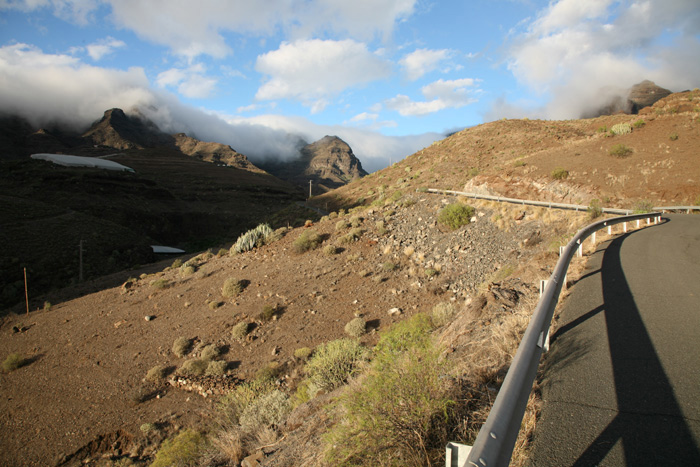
300,135 -> 367,186
627,80 -> 672,113
82,108 -> 171,150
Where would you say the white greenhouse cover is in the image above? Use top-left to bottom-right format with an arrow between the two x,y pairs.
151,245 -> 186,254
31,153 -> 135,172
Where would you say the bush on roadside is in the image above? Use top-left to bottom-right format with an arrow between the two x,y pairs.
324,314 -> 455,466
551,167 -> 569,180
587,198 -> 603,219
150,429 -> 207,467
230,223 -> 274,254
344,317 -> 366,338
431,302 -> 457,327
437,203 -> 475,230
239,390 -> 291,431
305,338 -> 367,392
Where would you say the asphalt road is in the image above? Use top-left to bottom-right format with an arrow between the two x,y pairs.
528,214 -> 700,466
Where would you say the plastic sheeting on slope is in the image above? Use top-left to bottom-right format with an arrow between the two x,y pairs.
31,153 -> 135,172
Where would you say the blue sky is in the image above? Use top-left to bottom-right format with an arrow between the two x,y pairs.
1,0 -> 698,171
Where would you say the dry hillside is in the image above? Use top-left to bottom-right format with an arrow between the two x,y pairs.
1,91 -> 698,467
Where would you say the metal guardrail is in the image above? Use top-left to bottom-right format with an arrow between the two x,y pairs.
427,189 -> 700,216
455,211 -> 663,467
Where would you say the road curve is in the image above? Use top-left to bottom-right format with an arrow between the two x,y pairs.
528,214 -> 700,466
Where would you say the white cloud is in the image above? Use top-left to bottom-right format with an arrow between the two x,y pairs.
0,43 -> 152,128
400,48 -> 452,80
86,36 -> 126,61
498,0 -> 700,120
4,0 -> 417,59
155,63 -> 217,99
385,78 -> 480,116
0,43 -> 437,173
255,39 -> 391,109
350,112 -> 379,122
0,0 -> 99,24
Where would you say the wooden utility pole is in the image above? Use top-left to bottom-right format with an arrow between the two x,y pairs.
23,267 -> 29,316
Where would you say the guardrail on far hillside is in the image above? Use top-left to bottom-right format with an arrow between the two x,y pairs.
426,188 -> 700,215
444,211 -> 664,467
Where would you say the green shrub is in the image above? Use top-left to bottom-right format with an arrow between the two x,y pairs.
425,267 -> 439,278
431,302 -> 457,327
305,338 -> 367,392
146,364 -> 168,383
231,322 -> 250,341
336,219 -> 350,231
217,248 -> 228,257
171,259 -> 183,268
670,132 -> 679,141
172,337 -> 192,358
294,347 -> 313,360
633,119 -> 646,129
140,423 -> 157,434
323,245 -> 340,256
43,301 -> 52,311
200,344 -> 221,361
239,390 -> 292,431
205,360 -> 227,376
349,216 -> 363,228
610,123 -> 632,135
340,228 -> 363,244
437,203 -> 475,230
222,278 -> 245,298
151,278 -> 170,289
293,230 -> 322,254
694,195 -> 700,206
324,315 -> 454,466
218,378 -> 277,424
588,198 -> 603,219
2,353 -> 26,372
178,359 -> 208,376
255,361 -> 281,381
609,144 -> 633,158
208,301 -> 223,310
180,265 -> 196,277
382,261 -> 397,272
230,223 -> 274,254
551,167 -> 569,180
258,304 -> 277,322
632,200 -> 654,213
150,429 -> 207,467
344,317 -> 366,338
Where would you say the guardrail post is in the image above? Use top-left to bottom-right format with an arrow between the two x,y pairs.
577,241 -> 582,257
445,442 -> 471,467
539,280 -> 547,297
607,225 -> 612,235
559,246 -> 564,257
592,231 -> 596,245
624,222 -> 627,233
637,219 -> 640,228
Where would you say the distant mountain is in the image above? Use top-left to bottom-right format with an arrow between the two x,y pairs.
258,135 -> 367,193
82,108 -> 172,150
583,80 -> 672,118
172,132 -> 263,173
